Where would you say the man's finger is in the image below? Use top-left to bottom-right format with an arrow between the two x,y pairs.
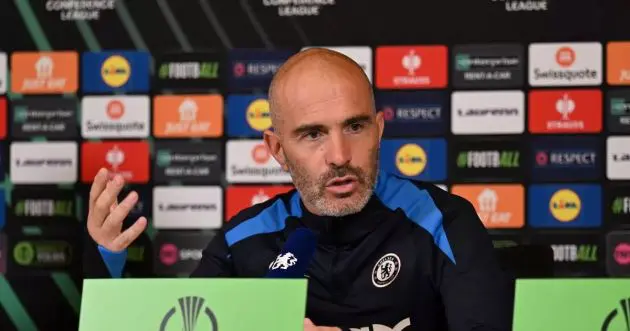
110,217 -> 147,251
103,191 -> 137,232
89,168 -> 109,211
90,175 -> 125,228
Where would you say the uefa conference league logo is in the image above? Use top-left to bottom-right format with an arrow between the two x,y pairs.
159,296 -> 218,331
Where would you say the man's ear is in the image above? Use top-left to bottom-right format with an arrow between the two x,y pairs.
375,111 -> 385,141
263,129 -> 288,171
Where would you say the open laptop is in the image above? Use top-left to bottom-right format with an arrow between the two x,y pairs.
513,279 -> 630,331
79,278 -> 308,331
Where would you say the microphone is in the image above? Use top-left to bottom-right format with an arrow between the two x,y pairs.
266,227 -> 317,278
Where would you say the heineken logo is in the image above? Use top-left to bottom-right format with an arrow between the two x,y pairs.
159,296 -> 218,331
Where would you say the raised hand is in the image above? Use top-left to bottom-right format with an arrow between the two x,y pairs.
86,168 -> 147,252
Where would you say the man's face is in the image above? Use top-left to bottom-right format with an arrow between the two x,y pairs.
265,67 -> 384,216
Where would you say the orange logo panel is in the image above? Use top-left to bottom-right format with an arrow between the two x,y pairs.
225,185 -> 294,221
607,42 -> 630,85
375,45 -> 447,89
451,184 -> 524,229
11,51 -> 78,94
153,94 -> 223,137
528,89 -> 601,134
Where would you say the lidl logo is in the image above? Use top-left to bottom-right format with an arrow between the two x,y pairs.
227,94 -> 271,137
380,139 -> 446,181
101,55 -> 130,88
528,184 -> 601,228
549,189 -> 581,222
82,51 -> 149,93
395,144 -> 427,176
246,99 -> 271,131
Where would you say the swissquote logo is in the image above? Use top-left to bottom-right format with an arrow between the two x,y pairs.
159,296 -> 218,331
529,43 -> 602,86
269,252 -> 297,270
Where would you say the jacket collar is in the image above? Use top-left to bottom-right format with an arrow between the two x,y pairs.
284,192 -> 386,246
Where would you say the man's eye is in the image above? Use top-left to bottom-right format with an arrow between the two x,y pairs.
304,131 -> 321,140
348,123 -> 363,132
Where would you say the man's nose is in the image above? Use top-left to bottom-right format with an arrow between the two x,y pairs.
325,132 -> 351,167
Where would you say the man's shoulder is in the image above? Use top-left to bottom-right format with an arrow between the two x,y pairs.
222,188 -> 301,247
375,172 -> 474,227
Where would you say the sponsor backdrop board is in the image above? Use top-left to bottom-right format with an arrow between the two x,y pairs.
0,0 -> 630,330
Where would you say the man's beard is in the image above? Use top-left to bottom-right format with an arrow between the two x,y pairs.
285,147 -> 379,217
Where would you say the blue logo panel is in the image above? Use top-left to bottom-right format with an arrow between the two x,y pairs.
528,184 -> 601,228
82,51 -> 150,93
227,49 -> 295,90
227,94 -> 270,138
376,91 -> 448,137
380,139 -> 446,181
530,136 -> 601,181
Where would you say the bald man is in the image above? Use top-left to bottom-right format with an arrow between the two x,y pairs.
84,49 -> 513,331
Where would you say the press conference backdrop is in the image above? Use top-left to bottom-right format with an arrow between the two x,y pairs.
0,0 -> 630,330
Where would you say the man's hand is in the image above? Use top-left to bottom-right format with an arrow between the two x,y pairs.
304,318 -> 342,331
86,168 -> 147,252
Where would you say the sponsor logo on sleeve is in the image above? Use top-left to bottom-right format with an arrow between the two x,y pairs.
11,187 -> 75,222
452,44 -> 524,88
155,52 -> 222,90
228,49 -> 294,90
607,137 -> 630,180
11,51 -> 78,94
606,90 -> 630,133
531,235 -> 601,276
227,94 -> 271,137
529,43 -> 602,86
81,51 -> 150,93
528,184 -> 601,228
0,52 -> 6,94
606,42 -> 630,86
225,185 -> 294,221
528,89 -> 602,134
451,139 -> 522,180
302,46 -> 372,82
154,231 -> 215,276
376,91 -> 447,136
154,141 -> 222,184
81,96 -> 149,138
226,140 -> 293,183
153,186 -> 222,229
11,98 -> 77,139
81,141 -> 149,183
10,142 -> 77,184
375,46 -> 447,89
451,184 -> 524,229
380,139 -> 446,182
531,136 -> 601,181
153,95 -> 223,138
451,90 -> 524,135
606,231 -> 630,277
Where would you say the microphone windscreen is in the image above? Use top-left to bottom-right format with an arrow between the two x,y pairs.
266,227 -> 317,278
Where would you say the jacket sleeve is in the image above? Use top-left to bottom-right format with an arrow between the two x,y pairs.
189,229 -> 235,277
436,196 -> 514,331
